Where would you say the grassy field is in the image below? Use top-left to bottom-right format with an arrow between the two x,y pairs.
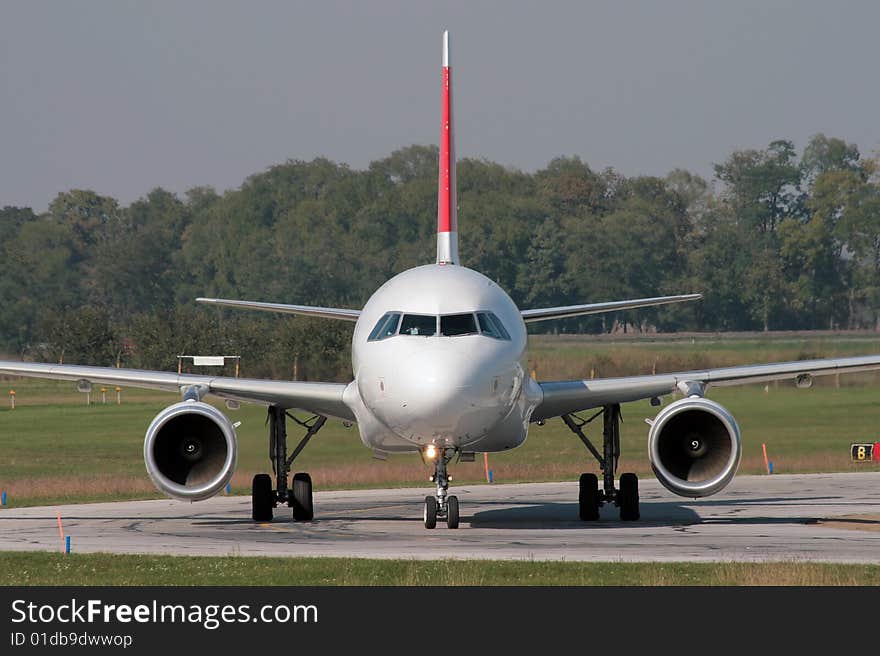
2,333 -> 880,587
526,330 -> 880,380
2,551 -> 879,586
1,331 -> 879,506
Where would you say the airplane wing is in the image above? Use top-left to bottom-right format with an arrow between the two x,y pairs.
521,294 -> 702,323
197,297 -> 361,321
0,360 -> 355,421
532,354 -> 880,422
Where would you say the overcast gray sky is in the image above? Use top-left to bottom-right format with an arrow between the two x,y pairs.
2,1 -> 878,211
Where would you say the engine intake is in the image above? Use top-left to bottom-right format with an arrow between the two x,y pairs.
143,401 -> 238,501
648,396 -> 741,498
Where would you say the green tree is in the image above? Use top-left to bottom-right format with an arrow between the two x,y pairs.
801,133 -> 862,184
535,157 -> 609,216
34,306 -> 120,366
714,140 -> 802,234
834,160 -> 880,329
678,206 -> 755,330
0,219 -> 79,351
47,189 -> 122,256
89,188 -> 190,319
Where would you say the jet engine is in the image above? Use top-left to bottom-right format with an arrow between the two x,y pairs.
648,396 -> 741,498
143,401 -> 238,501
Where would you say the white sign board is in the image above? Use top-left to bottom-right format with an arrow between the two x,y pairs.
192,356 -> 227,367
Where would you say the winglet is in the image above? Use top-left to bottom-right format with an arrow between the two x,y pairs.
436,30 -> 459,265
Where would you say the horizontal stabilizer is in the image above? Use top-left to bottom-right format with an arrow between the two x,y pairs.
196,297 -> 360,321
521,294 -> 702,323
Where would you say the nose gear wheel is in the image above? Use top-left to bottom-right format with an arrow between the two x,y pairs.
423,447 -> 460,529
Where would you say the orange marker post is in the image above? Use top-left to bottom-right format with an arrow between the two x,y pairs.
9,390 -> 14,410
116,386 -> 122,404
483,453 -> 490,483
56,510 -> 65,553
762,443 -> 770,474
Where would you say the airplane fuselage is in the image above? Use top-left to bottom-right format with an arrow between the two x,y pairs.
344,264 -> 543,454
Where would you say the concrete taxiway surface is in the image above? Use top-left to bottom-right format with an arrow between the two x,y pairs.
1,473 -> 879,563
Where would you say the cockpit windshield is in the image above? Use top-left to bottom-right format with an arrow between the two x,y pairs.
367,311 -> 510,340
399,314 -> 437,336
440,313 -> 478,336
476,311 -> 511,340
367,312 -> 401,341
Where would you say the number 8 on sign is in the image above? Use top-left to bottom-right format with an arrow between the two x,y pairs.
851,443 -> 874,461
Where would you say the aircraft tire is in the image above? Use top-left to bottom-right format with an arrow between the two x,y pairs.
252,474 -> 274,522
578,473 -> 600,521
446,495 -> 460,529
291,473 -> 314,521
619,472 -> 640,521
424,496 -> 438,529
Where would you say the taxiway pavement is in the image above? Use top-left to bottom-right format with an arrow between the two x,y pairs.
1,473 -> 879,563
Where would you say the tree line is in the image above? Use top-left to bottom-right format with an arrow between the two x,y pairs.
1,134 -> 877,380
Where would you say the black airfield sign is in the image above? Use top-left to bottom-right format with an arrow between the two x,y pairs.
850,443 -> 877,461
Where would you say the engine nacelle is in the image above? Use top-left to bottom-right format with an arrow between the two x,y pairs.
648,396 -> 741,498
143,401 -> 238,501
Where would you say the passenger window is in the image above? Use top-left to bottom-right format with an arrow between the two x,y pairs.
440,313 -> 478,336
368,312 -> 401,341
399,314 -> 437,336
477,312 -> 511,340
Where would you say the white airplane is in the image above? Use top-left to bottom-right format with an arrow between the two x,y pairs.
3,31 -> 880,529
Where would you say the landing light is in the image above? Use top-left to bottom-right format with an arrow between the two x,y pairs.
425,444 -> 438,460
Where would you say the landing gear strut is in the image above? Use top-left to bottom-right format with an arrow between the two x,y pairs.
423,448 -> 459,529
562,404 -> 639,521
252,405 -> 326,522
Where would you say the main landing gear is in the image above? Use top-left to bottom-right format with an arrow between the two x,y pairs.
423,447 -> 460,529
562,404 -> 640,522
252,405 -> 326,523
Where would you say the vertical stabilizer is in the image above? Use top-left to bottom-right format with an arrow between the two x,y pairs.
436,30 -> 459,265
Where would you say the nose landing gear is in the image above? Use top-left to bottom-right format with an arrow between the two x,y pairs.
423,447 -> 460,529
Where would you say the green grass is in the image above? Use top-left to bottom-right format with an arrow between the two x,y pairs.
526,331 -> 880,380
2,332 -> 880,507
3,335 -> 880,587
1,383 -> 878,507
2,552 -> 879,586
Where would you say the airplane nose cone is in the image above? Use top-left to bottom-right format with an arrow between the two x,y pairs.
402,351 -> 471,410
365,342 -> 519,446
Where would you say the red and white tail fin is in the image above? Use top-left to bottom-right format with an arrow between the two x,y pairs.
436,30 -> 459,265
